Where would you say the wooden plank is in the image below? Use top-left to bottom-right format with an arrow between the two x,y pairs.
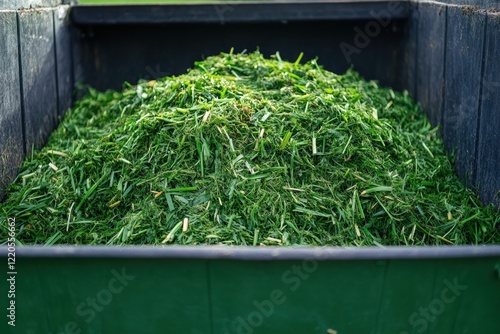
443,6 -> 486,186
75,19 -> 407,92
0,0 -> 62,9
416,2 -> 447,127
70,2 -> 411,25
476,12 -> 500,208
54,5 -> 73,117
70,10 -> 87,100
437,0 -> 499,9
394,1 -> 418,96
0,12 -> 24,200
19,9 -> 58,153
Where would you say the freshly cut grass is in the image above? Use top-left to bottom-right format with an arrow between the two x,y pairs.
1,51 -> 499,246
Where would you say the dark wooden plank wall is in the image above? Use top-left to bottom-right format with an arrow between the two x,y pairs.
1,0 -> 65,7
395,1 -> 419,98
0,12 -> 24,199
476,12 -> 500,207
443,6 -> 485,186
416,2 -> 447,127
19,10 -> 59,154
55,5 -> 73,117
413,0 -> 499,207
0,0 -> 73,200
440,0 -> 499,7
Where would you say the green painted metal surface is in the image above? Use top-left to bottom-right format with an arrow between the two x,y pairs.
2,247 -> 499,333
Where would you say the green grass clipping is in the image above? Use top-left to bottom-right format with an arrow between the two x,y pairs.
1,51 -> 499,246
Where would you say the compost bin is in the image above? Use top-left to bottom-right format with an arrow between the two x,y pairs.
0,0 -> 499,333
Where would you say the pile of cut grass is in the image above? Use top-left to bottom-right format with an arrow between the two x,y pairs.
1,51 -> 499,246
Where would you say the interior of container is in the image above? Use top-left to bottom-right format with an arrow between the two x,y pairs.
1,1 -> 500,333
1,0 -> 499,209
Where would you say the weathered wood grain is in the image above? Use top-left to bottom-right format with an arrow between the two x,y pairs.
443,6 -> 485,186
416,2 -> 447,127
54,5 -> 73,117
476,12 -> 500,208
437,0 -> 499,9
18,9 -> 58,153
393,1 -> 419,96
0,12 -> 25,200
0,0 -> 61,9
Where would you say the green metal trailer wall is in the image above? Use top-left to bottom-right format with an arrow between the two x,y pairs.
3,246 -> 500,333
